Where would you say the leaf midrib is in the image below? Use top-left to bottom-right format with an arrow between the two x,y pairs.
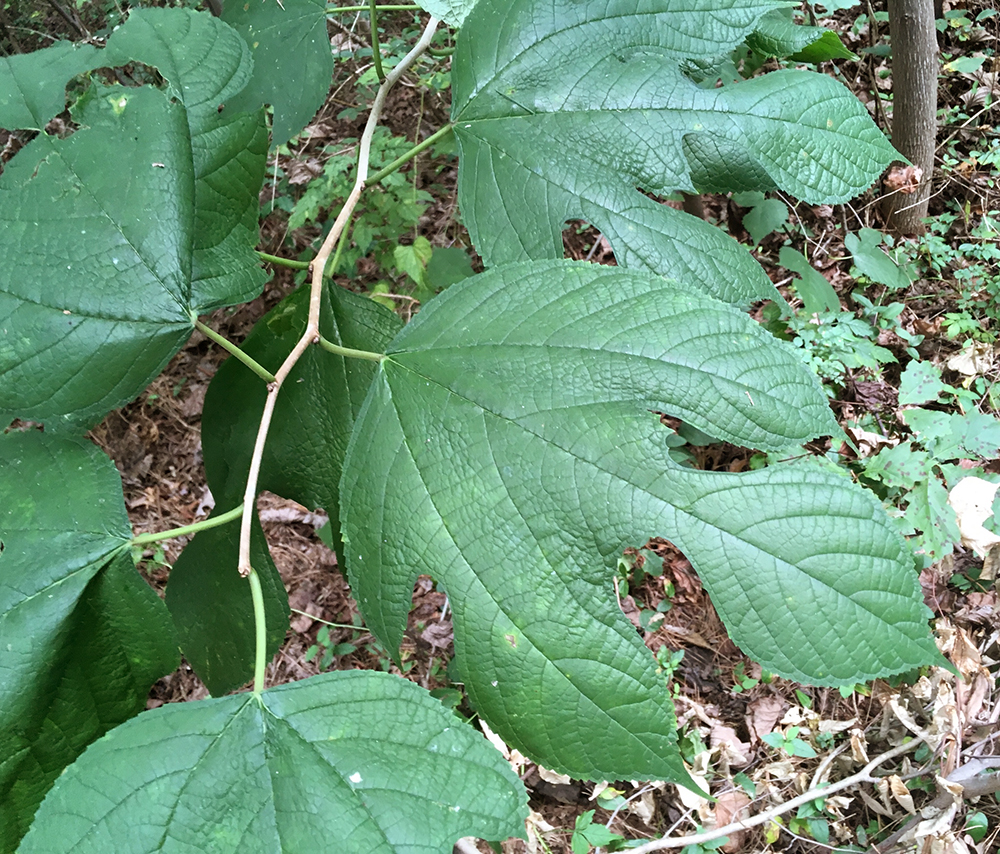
389,341 -> 828,444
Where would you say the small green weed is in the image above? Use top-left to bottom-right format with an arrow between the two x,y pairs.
782,308 -> 896,388
853,358 -> 1000,563
678,835 -> 728,854
789,797 -> 832,846
570,810 -> 626,853
762,726 -> 817,758
303,623 -> 358,671
897,179 -> 1000,344
730,661 -> 759,693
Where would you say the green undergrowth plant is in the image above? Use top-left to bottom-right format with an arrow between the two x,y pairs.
0,0 -> 949,850
284,127 -> 436,278
852,357 -> 1000,565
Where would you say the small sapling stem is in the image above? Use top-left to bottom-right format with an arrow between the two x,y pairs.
368,0 -> 386,83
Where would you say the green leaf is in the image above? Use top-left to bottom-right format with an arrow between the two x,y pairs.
746,10 -> 856,62
762,731 -> 785,749
790,30 -> 857,63
846,228 -> 912,291
904,478 -> 960,561
201,283 -> 401,554
19,672 -> 528,853
733,193 -> 788,246
452,0 -> 896,303
165,510 -> 288,697
427,247 -> 476,290
0,8 -> 266,430
0,431 -> 178,850
789,739 -> 817,758
416,0 -> 478,27
944,55 -> 987,74
394,236 -> 434,289
0,41 -> 100,129
342,261 -> 938,781
779,247 -> 841,314
904,409 -> 1000,460
220,0 -> 333,145
965,810 -> 989,843
899,360 -> 950,406
863,442 -> 932,491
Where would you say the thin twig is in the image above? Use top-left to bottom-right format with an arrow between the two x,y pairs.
236,14 -> 439,579
626,737 -> 926,853
45,0 -> 87,38
0,3 -> 25,54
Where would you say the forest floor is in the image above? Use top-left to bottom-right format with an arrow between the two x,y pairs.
14,0 -> 999,851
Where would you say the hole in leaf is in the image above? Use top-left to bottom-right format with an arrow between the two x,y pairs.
655,412 -> 761,472
562,219 -> 617,265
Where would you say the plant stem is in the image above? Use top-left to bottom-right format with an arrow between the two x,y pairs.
369,0 -> 386,83
248,567 -> 268,696
330,3 -> 419,11
194,320 -> 277,384
235,14 -> 439,586
131,504 -> 245,545
318,336 -> 384,362
325,216 -> 352,279
366,123 -> 453,185
257,251 -> 311,270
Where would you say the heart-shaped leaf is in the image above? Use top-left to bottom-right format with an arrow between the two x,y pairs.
452,0 -> 897,303
0,431 -> 178,850
19,672 -> 528,853
0,8 -> 266,429
341,261 -> 939,780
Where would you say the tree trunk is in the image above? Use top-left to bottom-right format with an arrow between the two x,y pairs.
883,0 -> 938,234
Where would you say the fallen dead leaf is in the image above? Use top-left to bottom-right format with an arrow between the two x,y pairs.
846,424 -> 898,457
710,723 -> 751,768
889,774 -> 916,814
747,695 -> 787,742
714,790 -> 752,853
884,163 -> 924,194
479,720 -> 527,772
946,340 -> 994,377
536,766 -> 572,786
850,728 -> 869,763
947,477 -> 1000,559
419,621 -> 454,650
